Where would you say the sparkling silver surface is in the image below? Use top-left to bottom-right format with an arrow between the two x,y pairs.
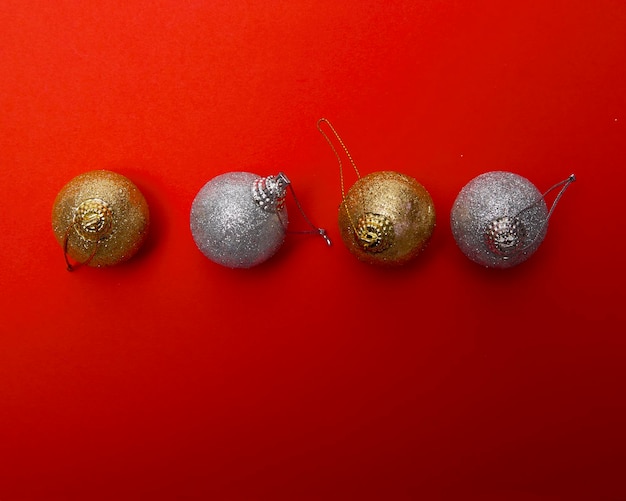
190,172 -> 288,268
450,171 -> 548,268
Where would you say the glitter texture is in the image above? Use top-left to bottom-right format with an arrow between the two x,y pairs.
190,172 -> 288,268
51,170 -> 150,267
338,171 -> 436,266
450,171 -> 548,268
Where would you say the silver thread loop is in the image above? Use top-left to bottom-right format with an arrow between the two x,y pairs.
272,172 -> 331,246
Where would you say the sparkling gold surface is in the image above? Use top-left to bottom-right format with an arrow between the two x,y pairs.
338,171 -> 435,265
52,170 -> 150,267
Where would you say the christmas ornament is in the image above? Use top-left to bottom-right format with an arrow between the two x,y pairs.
317,118 -> 435,266
450,171 -> 576,268
52,170 -> 150,270
190,171 -> 330,268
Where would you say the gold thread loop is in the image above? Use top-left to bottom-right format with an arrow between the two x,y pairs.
316,118 -> 361,202
317,118 -> 364,237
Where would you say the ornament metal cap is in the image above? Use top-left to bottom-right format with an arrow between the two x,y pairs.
252,173 -> 288,212
51,170 -> 150,270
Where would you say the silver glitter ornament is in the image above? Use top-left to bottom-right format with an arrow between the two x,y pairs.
190,171 -> 329,268
450,171 -> 575,268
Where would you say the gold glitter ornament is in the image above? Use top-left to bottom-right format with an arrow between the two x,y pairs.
52,170 -> 150,270
318,119 -> 436,266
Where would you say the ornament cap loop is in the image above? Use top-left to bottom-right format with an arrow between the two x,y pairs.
318,228 -> 332,246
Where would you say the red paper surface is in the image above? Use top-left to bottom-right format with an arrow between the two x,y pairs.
1,1 -> 625,499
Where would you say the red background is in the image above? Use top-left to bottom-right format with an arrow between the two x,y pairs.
1,1 -> 625,499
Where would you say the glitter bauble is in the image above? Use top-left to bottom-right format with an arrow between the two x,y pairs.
338,171 -> 436,266
52,170 -> 150,268
450,171 -> 548,268
190,172 -> 289,268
